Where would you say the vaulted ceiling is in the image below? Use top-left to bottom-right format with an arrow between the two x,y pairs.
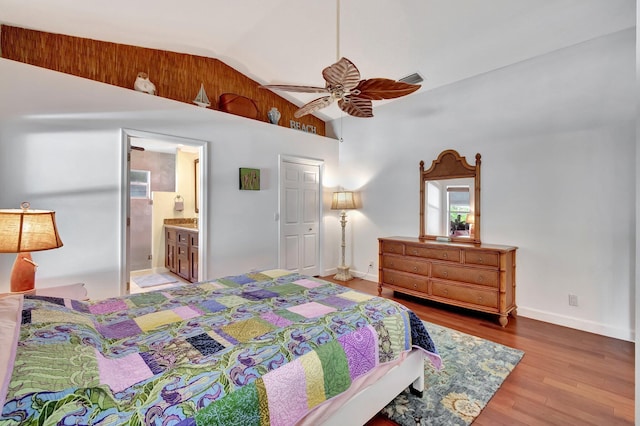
0,0 -> 634,120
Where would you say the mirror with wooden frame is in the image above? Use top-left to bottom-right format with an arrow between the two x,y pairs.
419,149 -> 481,244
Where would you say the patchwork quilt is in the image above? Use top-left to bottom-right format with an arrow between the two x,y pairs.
0,270 -> 440,426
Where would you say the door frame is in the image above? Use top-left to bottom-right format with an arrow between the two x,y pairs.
278,155 -> 324,276
120,128 -> 208,295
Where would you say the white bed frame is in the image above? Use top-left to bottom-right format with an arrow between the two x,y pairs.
321,349 -> 425,425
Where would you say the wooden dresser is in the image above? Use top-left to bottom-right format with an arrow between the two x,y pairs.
379,236 -> 517,326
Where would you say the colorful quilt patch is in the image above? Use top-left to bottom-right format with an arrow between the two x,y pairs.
197,282 -> 227,292
241,289 -> 278,301
134,310 -> 183,332
200,299 -> 228,313
293,278 -> 324,289
319,295 -> 357,309
221,318 -> 276,343
263,357 -> 308,426
9,343 -> 99,398
215,295 -> 248,308
246,272 -> 272,282
129,292 -> 167,307
172,305 -> 202,320
338,325 -> 378,380
71,299 -> 90,312
337,290 -> 375,303
260,269 -> 293,279
26,295 -> 64,306
186,333 -> 226,356
270,283 -> 305,296
31,309 -> 95,329
97,319 -> 143,339
89,299 -> 128,315
299,351 -> 325,408
260,312 -> 293,328
315,340 -> 350,398
287,302 -> 336,319
95,349 -> 153,393
217,274 -> 256,286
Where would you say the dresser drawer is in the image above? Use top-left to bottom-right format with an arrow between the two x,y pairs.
382,270 -> 428,293
464,250 -> 500,267
381,241 -> 404,255
405,245 -> 461,262
431,263 -> 499,287
432,281 -> 498,309
382,255 -> 429,276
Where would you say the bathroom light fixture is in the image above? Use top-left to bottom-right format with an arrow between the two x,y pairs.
0,202 -> 63,292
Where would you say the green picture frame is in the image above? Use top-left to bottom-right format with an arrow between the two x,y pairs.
239,167 -> 260,190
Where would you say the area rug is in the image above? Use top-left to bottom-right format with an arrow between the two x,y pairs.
132,273 -> 179,288
381,321 -> 524,425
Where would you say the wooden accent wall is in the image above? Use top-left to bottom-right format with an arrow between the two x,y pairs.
0,25 -> 326,137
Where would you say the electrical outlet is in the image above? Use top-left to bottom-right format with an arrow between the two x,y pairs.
368,261 -> 374,268
568,294 -> 578,306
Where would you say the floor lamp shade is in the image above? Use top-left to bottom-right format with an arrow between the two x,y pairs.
0,203 -> 63,292
331,191 -> 357,281
331,191 -> 357,210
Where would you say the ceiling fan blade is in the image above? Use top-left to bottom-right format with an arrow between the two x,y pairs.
338,97 -> 373,118
260,84 -> 329,94
322,57 -> 361,90
294,96 -> 334,118
354,78 -> 421,100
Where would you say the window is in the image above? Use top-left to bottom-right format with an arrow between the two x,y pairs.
130,170 -> 151,199
447,186 -> 470,235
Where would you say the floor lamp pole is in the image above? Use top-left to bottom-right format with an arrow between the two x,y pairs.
334,209 -> 353,281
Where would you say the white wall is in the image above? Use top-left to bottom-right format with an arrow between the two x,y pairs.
0,59 -> 340,300
332,29 -> 636,341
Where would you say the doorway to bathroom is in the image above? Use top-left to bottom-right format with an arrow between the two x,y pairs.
121,129 -> 207,295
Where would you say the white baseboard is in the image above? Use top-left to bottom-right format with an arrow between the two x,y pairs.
517,306 -> 634,342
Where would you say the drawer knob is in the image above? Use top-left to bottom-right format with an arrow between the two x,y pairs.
478,296 -> 483,302
412,249 -> 418,255
444,289 -> 449,295
413,283 -> 417,288
443,271 -> 448,277
413,266 -> 418,271
443,253 -> 448,259
390,279 -> 394,284
478,276 -> 484,283
478,258 -> 484,263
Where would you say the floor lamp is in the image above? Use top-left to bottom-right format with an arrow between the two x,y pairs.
0,202 -> 63,293
331,191 -> 357,281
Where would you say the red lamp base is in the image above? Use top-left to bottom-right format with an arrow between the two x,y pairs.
10,252 -> 36,293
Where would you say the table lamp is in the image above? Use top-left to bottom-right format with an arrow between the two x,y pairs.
0,202 -> 63,292
331,191 -> 357,281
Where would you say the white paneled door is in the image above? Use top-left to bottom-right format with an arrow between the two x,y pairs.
280,158 -> 321,276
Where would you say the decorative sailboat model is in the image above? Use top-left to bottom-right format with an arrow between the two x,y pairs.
193,83 -> 211,108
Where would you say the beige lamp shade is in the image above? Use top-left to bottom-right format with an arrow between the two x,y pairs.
331,191 -> 357,210
465,213 -> 475,224
0,208 -> 63,253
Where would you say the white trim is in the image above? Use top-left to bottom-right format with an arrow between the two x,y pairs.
120,128 -> 208,295
517,306 -> 634,342
278,155 -> 325,275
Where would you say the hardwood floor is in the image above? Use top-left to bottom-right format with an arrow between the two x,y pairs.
321,276 -> 635,425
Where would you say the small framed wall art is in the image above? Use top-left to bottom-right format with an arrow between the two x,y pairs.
239,168 -> 260,190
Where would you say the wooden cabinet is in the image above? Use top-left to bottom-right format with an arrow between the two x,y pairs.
379,236 -> 517,326
165,226 -> 199,283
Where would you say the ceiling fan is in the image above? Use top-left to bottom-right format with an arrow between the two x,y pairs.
260,57 -> 420,118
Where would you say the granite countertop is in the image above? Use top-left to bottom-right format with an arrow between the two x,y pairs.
164,218 -> 198,231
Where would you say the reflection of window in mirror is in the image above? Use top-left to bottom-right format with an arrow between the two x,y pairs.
130,170 -> 151,199
426,181 -> 442,235
448,186 -> 471,236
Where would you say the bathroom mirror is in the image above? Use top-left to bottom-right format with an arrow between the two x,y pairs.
419,149 -> 481,244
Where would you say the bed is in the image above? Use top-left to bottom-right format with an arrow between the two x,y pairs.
0,270 -> 441,425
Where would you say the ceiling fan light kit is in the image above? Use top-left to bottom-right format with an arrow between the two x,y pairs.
260,57 -> 420,118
